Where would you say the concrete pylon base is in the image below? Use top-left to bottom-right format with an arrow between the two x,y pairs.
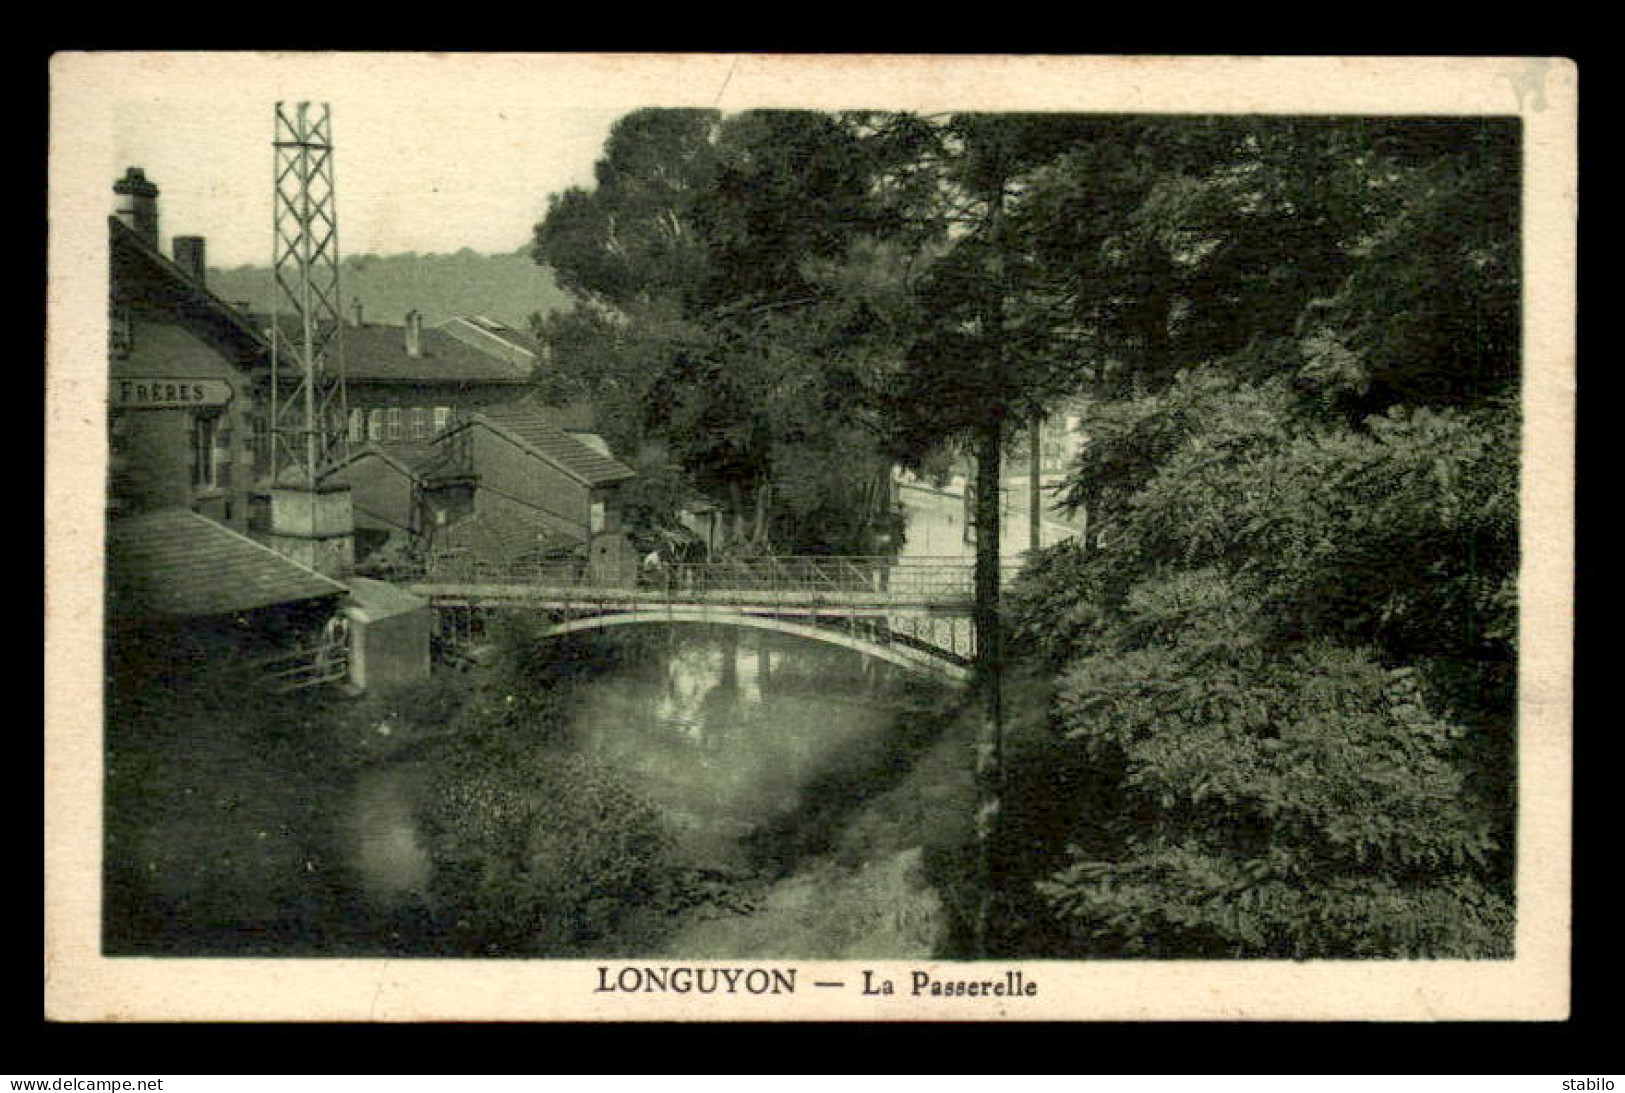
266,483 -> 355,578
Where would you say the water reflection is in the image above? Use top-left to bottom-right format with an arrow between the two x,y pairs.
569,626 -> 914,867
346,625 -> 921,902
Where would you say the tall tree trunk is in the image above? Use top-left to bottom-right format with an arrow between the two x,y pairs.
1029,408 -> 1044,553
973,162 -> 1008,959
973,407 -> 1004,959
727,480 -> 747,550
752,480 -> 770,547
973,419 -> 1004,731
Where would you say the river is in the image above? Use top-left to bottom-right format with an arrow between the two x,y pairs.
348,625 -> 971,957
104,623 -> 973,957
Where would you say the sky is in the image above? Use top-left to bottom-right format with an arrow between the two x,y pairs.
87,54 -> 798,269
77,53 -> 1550,272
83,51 -> 1130,271
113,95 -> 627,268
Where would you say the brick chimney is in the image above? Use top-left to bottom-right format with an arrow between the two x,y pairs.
173,236 -> 206,286
405,310 -> 423,357
113,167 -> 159,248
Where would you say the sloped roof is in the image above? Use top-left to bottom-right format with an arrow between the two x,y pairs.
431,509 -> 579,567
112,321 -> 237,379
107,509 -> 348,619
435,315 -> 544,370
469,403 -> 635,487
110,216 -> 269,361
260,319 -> 532,384
343,576 -> 429,623
323,444 -> 422,482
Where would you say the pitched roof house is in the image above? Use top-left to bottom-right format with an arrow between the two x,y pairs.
411,403 -> 637,579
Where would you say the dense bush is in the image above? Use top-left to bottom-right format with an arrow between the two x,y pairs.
413,621 -> 677,954
1002,364 -> 1519,958
422,744 -> 672,954
1002,358 -> 1519,957
1035,570 -> 1510,957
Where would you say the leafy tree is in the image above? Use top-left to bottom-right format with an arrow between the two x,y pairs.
528,109 -> 1523,960
533,108 -> 721,309
997,116 -> 1520,958
533,109 -> 926,554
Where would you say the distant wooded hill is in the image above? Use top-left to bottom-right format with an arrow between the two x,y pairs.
207,249 -> 572,330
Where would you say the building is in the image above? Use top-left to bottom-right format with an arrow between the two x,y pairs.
1003,406 -> 1088,479
322,445 -> 427,563
891,401 -> 1089,564
105,508 -> 354,691
105,166 -> 431,693
333,308 -> 535,463
307,301 -> 639,577
417,402 -> 639,580
108,169 -> 272,530
435,313 -> 550,371
312,301 -> 635,572
106,168 -> 359,685
327,397 -> 637,575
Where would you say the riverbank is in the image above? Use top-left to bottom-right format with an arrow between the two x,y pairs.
104,623 -> 979,959
646,705 -> 979,959
102,658 -> 428,955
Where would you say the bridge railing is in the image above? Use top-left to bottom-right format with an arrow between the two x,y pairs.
417,553 -> 1021,598
418,553 -> 583,586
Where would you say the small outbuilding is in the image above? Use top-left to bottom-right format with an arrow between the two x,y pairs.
342,577 -> 433,694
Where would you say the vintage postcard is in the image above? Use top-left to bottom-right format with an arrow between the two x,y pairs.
45,52 -> 1576,1021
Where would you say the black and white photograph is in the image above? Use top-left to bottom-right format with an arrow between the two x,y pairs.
44,53 -> 1575,1021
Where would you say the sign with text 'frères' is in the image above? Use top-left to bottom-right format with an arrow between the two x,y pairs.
112,379 -> 233,409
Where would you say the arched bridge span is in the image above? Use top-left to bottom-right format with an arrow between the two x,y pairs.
538,606 -> 971,683
407,554 -> 996,685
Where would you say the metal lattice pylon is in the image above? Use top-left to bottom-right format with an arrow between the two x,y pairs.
270,101 -> 348,486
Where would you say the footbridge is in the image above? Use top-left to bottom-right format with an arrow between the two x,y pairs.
407,556 -> 1005,683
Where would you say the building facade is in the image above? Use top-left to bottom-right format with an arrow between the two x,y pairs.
333,309 -> 536,463
418,403 -> 639,580
105,166 -> 432,694
109,169 -> 272,531
311,308 -> 636,576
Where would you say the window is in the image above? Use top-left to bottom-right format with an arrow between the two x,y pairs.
368,409 -> 384,442
410,406 -> 430,441
433,406 -> 451,435
190,412 -> 219,490
590,500 -> 606,534
387,407 -> 403,442
348,408 -> 365,443
249,412 -> 270,471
